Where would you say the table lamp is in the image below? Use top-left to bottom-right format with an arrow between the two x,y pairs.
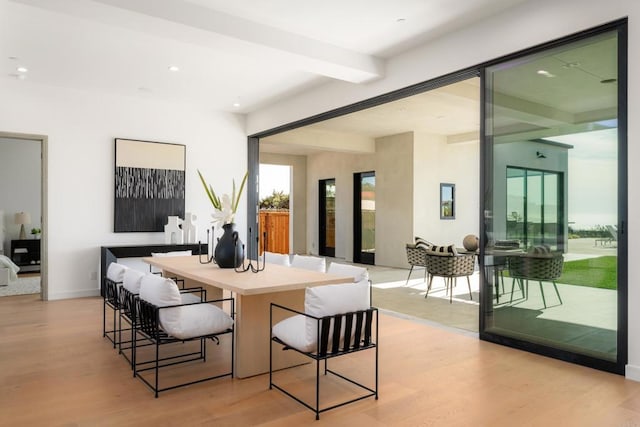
15,211 -> 31,240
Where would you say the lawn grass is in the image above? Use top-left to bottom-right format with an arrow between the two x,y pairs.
559,256 -> 617,290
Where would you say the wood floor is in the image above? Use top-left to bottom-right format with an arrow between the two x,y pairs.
2,295 -> 640,426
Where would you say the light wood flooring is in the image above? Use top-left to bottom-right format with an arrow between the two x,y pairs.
2,294 -> 640,426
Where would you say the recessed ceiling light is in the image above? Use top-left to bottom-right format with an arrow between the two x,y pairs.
233,101 -> 241,108
168,65 -> 180,72
396,18 -> 406,23
138,86 -> 152,93
537,70 -> 556,78
8,56 -> 18,61
17,66 -> 28,73
562,61 -> 581,68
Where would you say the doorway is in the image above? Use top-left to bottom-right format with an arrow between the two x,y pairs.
353,171 -> 375,265
318,178 -> 335,257
0,132 -> 47,300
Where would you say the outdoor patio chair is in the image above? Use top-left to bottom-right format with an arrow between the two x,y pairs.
424,250 -> 475,303
270,280 -> 378,420
508,252 -> 564,308
133,274 -> 234,397
405,244 -> 429,285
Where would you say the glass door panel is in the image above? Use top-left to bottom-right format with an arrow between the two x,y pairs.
319,179 -> 336,257
354,171 -> 375,265
482,29 -> 624,371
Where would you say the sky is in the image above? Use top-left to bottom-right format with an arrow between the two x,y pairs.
259,164 -> 291,200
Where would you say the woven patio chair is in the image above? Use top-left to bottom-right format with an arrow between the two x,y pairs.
508,253 -> 563,308
424,253 -> 475,303
405,244 -> 429,285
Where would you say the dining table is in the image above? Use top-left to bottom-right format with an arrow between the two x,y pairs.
143,255 -> 351,378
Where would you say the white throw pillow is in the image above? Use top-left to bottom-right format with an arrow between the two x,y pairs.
151,250 -> 192,257
272,315 -> 315,352
291,254 -> 326,272
167,304 -> 233,340
106,262 -> 128,282
122,269 -> 145,293
140,274 -> 182,332
327,262 -> 369,283
304,280 -> 369,345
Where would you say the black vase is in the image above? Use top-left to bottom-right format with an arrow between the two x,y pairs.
214,223 -> 244,268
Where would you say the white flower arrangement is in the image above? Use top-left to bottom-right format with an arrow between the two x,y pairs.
197,170 -> 248,227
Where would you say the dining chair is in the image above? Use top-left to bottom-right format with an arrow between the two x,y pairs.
291,254 -> 326,272
270,280 -> 378,420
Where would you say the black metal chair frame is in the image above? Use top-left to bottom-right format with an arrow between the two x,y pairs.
103,276 -> 125,348
132,296 -> 234,397
269,303 -> 378,420
117,286 -> 206,370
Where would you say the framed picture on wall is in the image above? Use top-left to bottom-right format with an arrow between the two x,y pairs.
440,183 -> 455,220
114,138 -> 186,232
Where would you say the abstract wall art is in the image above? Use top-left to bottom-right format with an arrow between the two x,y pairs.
114,138 -> 186,232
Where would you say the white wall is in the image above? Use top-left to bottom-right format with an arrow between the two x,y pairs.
413,133 -> 479,247
0,80 -> 247,300
306,150 -> 375,259
247,0 -> 640,379
0,137 -> 41,254
375,132 -> 414,267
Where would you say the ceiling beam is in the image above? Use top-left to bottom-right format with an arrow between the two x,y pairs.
13,0 -> 384,84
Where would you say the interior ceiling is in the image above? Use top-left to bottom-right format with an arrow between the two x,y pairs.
262,33 -> 617,155
261,78 -> 481,155
0,0 -> 528,113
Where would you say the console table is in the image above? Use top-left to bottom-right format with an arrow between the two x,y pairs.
100,243 -> 207,296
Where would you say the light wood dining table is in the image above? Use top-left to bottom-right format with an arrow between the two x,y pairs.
143,255 -> 351,378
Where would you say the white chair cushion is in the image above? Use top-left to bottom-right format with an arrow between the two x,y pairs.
304,280 -> 369,344
151,250 -> 193,257
106,262 -> 128,282
264,251 -> 291,267
123,269 -> 145,293
327,262 -> 369,283
166,304 -> 233,340
139,274 -> 182,332
181,292 -> 202,304
272,315 -> 315,352
291,254 -> 326,272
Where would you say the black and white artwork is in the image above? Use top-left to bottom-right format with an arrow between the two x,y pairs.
114,138 -> 186,232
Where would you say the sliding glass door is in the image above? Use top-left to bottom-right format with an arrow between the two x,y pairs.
481,25 -> 626,373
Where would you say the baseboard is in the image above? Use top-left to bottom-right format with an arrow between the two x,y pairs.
48,288 -> 100,300
625,364 -> 640,382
